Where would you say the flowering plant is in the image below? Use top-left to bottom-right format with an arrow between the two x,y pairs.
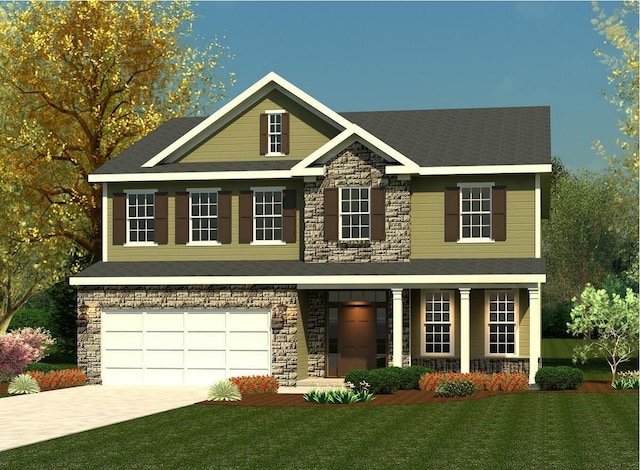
229,375 -> 279,395
29,369 -> 87,391
419,372 -> 529,392
0,328 -> 55,383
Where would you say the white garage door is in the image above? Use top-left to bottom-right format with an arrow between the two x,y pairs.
101,309 -> 271,386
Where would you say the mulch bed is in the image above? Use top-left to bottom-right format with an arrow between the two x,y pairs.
199,380 -> 636,407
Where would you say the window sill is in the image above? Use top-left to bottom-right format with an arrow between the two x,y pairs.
457,238 -> 495,244
186,241 -> 222,247
123,242 -> 158,248
250,240 -> 287,246
264,152 -> 286,157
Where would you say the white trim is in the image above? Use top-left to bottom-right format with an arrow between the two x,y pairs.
414,164 -> 552,176
140,72 -> 352,168
420,289 -> 456,357
89,170 -> 294,183
102,184 -> 108,262
535,174 -> 542,258
528,285 -> 542,383
392,288 -> 403,368
70,273 -> 546,286
484,289 -> 520,357
459,288 -> 471,373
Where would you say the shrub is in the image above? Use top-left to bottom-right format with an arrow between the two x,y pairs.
343,369 -> 370,390
207,380 -> 242,401
398,365 -> 434,390
0,328 -> 55,383
25,362 -> 68,373
419,372 -> 529,392
535,366 -> 584,391
28,369 -> 87,391
435,380 -> 476,398
8,373 -> 40,395
366,367 -> 403,394
303,388 -> 374,404
229,375 -> 279,395
612,370 -> 640,390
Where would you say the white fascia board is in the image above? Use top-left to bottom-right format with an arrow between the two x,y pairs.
89,170 -> 294,184
141,72 -> 351,169
418,164 -> 552,176
70,273 -> 546,286
291,126 -> 420,176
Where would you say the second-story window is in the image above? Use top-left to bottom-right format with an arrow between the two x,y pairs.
460,185 -> 492,240
127,192 -> 155,244
190,190 -> 218,243
260,111 -> 289,156
254,188 -> 283,242
340,187 -> 370,240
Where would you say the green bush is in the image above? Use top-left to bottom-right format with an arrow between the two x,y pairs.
535,366 -> 584,390
399,365 -> 434,390
8,308 -> 56,333
612,371 -> 639,390
435,380 -> 476,398
303,388 -> 374,404
366,367 -> 402,394
25,362 -> 70,372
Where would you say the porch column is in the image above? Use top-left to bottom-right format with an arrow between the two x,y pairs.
392,288 -> 403,367
529,285 -> 542,384
459,288 -> 471,373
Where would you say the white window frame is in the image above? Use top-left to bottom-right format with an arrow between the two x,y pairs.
339,186 -> 371,241
265,110 -> 285,157
187,187 -> 221,246
457,182 -> 495,244
485,289 -> 519,357
421,290 -> 455,357
124,189 -> 157,247
251,186 -> 286,246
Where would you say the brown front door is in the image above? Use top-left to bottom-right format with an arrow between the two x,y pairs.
338,305 -> 376,376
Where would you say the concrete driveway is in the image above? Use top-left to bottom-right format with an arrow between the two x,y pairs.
0,385 -> 208,452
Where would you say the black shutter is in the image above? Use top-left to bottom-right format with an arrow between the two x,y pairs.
444,187 -> 460,242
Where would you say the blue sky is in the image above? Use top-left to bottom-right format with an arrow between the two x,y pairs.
191,1 -> 629,171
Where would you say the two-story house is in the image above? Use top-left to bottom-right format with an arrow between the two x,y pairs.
71,72 -> 551,387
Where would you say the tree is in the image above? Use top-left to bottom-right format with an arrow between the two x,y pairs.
542,158 -> 637,310
0,1 -> 234,263
591,1 -> 639,186
567,284 -> 639,385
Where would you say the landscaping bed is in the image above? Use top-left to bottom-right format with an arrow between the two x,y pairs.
200,380 -> 631,407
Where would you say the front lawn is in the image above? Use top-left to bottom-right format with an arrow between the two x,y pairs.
0,393 -> 637,468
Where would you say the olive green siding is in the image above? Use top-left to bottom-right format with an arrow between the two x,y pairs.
411,175 -> 536,259
179,91 -> 340,163
412,288 -> 529,360
106,180 -> 303,262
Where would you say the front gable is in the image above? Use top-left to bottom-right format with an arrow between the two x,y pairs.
177,90 -> 342,164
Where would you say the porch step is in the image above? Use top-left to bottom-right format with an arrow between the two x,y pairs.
296,378 -> 347,390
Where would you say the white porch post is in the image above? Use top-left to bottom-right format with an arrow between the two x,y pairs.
392,288 -> 403,367
459,288 -> 471,374
529,285 -> 542,384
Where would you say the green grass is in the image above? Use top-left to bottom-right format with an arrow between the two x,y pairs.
542,338 -> 639,381
0,394 -> 637,469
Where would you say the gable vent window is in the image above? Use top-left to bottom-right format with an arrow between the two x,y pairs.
260,111 -> 289,156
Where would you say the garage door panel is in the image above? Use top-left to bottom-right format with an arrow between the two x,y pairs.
185,369 -> 226,386
105,350 -> 143,368
186,312 -> 226,331
185,331 -> 225,350
103,368 -> 143,385
228,312 -> 269,331
145,350 -> 183,368
185,350 -> 225,369
145,312 -> 184,331
228,331 -> 269,350
103,312 -> 143,331
145,331 -> 183,349
102,309 -> 270,386
228,350 -> 270,369
103,332 -> 143,350
145,368 -> 184,385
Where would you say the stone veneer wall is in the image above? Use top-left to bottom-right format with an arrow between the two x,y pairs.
411,357 -> 530,376
304,142 -> 411,263
77,285 -> 298,386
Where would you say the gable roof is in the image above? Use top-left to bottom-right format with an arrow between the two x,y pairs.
89,73 -> 551,183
